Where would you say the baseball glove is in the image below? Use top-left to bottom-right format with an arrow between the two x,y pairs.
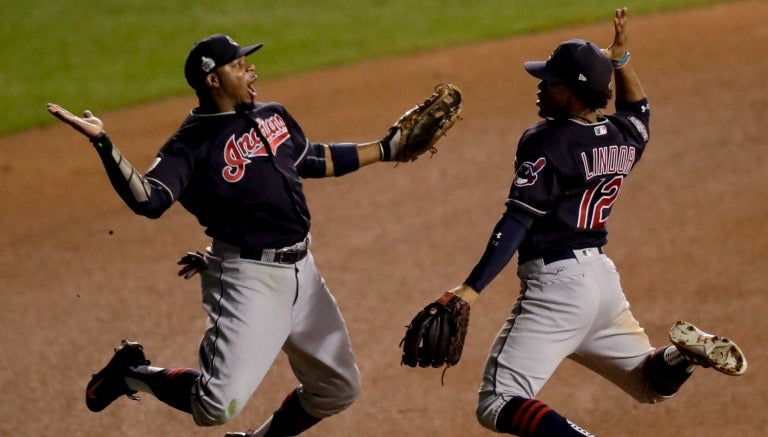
380,83 -> 463,162
400,291 -> 470,369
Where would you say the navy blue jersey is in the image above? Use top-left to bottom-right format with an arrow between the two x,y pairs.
145,102 -> 331,249
508,98 -> 650,262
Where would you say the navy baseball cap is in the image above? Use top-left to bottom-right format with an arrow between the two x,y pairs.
184,34 -> 263,90
524,39 -> 612,94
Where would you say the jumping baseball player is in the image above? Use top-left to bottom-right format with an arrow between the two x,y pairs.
404,8 -> 747,436
47,34 -> 459,436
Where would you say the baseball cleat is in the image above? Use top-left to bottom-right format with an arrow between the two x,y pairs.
85,339 -> 150,412
224,432 -> 254,437
668,320 -> 747,376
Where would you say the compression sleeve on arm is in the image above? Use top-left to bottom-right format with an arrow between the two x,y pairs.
464,209 -> 534,293
90,133 -> 172,218
296,141 -> 328,178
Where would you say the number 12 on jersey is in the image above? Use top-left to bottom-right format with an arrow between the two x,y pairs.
577,176 -> 624,229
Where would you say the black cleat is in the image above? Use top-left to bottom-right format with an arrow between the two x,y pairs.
85,340 -> 150,412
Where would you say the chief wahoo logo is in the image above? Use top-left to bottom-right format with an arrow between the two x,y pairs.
514,157 -> 546,187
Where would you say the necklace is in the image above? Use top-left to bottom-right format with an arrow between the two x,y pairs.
570,109 -> 605,124
570,115 -> 594,124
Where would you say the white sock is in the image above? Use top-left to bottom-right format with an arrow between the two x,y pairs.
124,365 -> 163,394
664,346 -> 695,373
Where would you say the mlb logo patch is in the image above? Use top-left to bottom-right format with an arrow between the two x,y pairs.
594,125 -> 607,136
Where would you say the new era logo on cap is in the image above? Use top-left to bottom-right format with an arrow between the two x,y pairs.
523,39 -> 613,94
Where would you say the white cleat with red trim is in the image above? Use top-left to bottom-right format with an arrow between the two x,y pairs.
668,320 -> 747,376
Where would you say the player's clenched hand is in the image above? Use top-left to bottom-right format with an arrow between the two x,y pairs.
603,7 -> 629,61
46,103 -> 104,139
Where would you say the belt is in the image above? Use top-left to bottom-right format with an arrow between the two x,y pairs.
541,247 -> 604,265
240,247 -> 308,264
239,237 -> 310,264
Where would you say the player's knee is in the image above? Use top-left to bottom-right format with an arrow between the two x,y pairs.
302,369 -> 361,417
330,370 -> 361,413
343,373 -> 362,406
191,408 -> 236,427
190,397 -> 244,427
475,390 -> 507,431
323,376 -> 360,415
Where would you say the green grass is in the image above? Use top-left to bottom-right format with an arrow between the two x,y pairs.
1,0 -> 734,136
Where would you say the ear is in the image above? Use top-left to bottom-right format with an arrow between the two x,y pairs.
205,73 -> 220,89
566,87 -> 577,104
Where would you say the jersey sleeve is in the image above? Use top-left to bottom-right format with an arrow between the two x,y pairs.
294,140 -> 328,178
505,128 -> 560,217
267,105 -> 328,179
144,134 -> 194,204
85,133 -> 172,218
614,97 -> 650,145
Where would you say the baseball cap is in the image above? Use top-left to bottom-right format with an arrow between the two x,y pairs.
184,34 -> 263,90
524,39 -> 612,94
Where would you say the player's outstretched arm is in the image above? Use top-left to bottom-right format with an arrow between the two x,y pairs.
317,83 -> 462,177
46,103 -> 172,217
47,103 -> 104,139
320,141 -> 383,177
603,7 -> 645,104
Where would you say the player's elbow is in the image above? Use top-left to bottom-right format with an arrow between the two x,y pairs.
128,196 -> 171,219
128,204 -> 165,219
137,207 -> 165,219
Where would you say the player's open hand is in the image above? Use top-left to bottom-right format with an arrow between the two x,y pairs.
603,7 -> 629,61
46,103 -> 105,139
177,251 -> 208,279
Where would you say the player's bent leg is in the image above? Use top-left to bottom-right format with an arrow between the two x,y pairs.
191,255 -> 297,426
280,254 -> 362,419
477,392 -> 595,436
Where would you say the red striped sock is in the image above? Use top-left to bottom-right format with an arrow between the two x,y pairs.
497,396 -> 594,436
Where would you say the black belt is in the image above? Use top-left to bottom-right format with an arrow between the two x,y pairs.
240,246 -> 308,264
541,247 -> 604,265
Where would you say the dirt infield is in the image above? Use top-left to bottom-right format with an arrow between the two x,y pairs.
1,2 -> 766,435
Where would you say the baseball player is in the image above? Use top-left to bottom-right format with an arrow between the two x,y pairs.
47,34 -> 444,436
427,8 -> 747,436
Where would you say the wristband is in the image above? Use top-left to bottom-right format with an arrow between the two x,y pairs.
378,141 -> 390,162
451,285 -> 479,306
612,51 -> 630,69
328,143 -> 360,176
89,131 -> 111,149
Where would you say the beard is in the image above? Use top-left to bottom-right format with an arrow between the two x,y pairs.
234,101 -> 257,113
538,106 -> 570,120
